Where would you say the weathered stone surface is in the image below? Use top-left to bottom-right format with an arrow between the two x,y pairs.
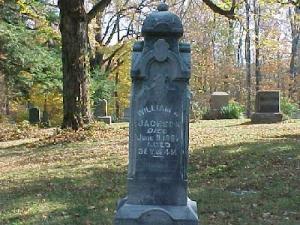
116,199 -> 198,225
115,3 -> 198,225
251,91 -> 283,123
29,107 -> 40,124
251,113 -> 283,123
255,91 -> 280,113
97,116 -> 111,125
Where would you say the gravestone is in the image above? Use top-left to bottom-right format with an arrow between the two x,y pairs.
210,92 -> 229,111
207,92 -> 229,119
95,99 -> 107,117
251,90 -> 283,123
94,99 -> 111,124
41,110 -> 50,127
115,3 -> 199,225
29,107 -> 40,124
292,110 -> 300,119
123,108 -> 130,122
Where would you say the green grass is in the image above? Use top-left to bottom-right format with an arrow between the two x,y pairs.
0,120 -> 299,225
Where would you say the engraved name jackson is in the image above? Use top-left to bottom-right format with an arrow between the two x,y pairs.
135,104 -> 180,158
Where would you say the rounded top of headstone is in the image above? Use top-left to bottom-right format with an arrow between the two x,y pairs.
141,3 -> 183,37
157,2 -> 169,11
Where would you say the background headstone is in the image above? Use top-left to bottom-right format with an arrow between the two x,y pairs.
255,91 -> 280,113
29,107 -> 40,124
206,91 -> 229,119
94,99 -> 112,124
210,92 -> 230,111
115,3 -> 198,225
123,108 -> 130,122
292,110 -> 300,119
41,110 -> 50,127
251,90 -> 283,123
94,99 -> 107,117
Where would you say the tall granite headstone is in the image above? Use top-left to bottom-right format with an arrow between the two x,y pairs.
115,3 -> 199,225
29,107 -> 40,124
251,90 -> 283,123
94,99 -> 112,124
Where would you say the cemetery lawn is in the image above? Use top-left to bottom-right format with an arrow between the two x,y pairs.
0,120 -> 299,225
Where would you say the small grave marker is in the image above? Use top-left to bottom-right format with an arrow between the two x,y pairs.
94,99 -> 112,124
29,107 -> 40,124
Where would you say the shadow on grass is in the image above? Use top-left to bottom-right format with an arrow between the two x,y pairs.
0,135 -> 299,225
0,134 -> 58,158
278,134 -> 300,140
0,137 -> 107,159
0,165 -> 127,225
0,142 -> 68,159
188,138 -> 300,225
224,121 -> 253,127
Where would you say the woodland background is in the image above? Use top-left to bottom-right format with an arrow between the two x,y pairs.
1,2 -> 300,224
0,0 -> 299,127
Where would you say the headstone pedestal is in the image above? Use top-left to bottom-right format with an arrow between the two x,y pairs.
115,3 -> 199,225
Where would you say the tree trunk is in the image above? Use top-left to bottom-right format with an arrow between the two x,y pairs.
3,73 -> 10,115
254,0 -> 261,92
237,25 -> 244,66
224,20 -> 234,92
245,0 -> 252,117
115,71 -> 120,120
0,71 -> 6,115
59,0 -> 91,130
289,6 -> 300,102
211,14 -> 217,93
290,7 -> 300,78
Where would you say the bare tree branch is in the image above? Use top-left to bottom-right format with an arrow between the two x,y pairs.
87,0 -> 112,22
277,0 -> 299,7
103,43 -> 125,65
201,0 -> 237,20
99,0 -> 150,45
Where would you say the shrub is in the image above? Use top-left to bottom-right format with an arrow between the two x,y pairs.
281,97 -> 299,118
14,110 -> 29,123
190,102 -> 209,120
220,101 -> 245,119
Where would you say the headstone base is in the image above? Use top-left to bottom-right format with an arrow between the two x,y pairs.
251,113 -> 283,123
205,110 -> 220,120
115,198 -> 199,225
95,116 -> 112,124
